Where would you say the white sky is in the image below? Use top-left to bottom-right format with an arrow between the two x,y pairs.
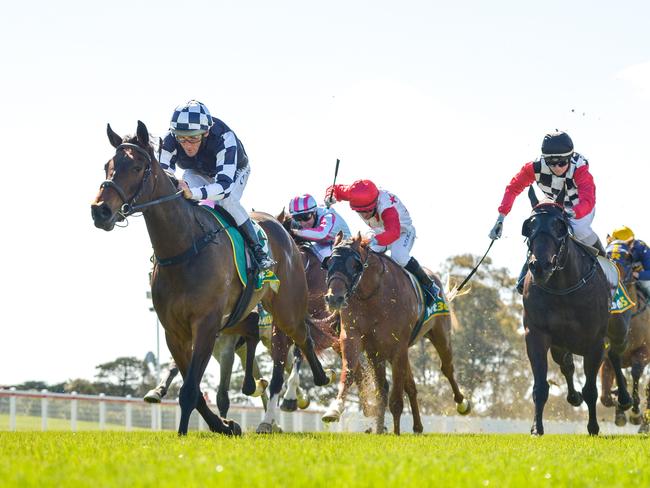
1,0 -> 649,385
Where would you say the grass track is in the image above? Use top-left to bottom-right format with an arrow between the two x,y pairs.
1,432 -> 649,487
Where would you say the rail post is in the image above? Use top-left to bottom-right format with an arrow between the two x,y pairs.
9,387 -> 16,431
70,392 -> 78,432
41,389 -> 48,431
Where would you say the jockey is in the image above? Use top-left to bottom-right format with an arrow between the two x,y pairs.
159,100 -> 274,270
325,179 -> 440,301
610,225 -> 650,300
287,193 -> 352,260
488,131 -> 602,293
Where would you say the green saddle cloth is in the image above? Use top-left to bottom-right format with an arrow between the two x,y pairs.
611,281 -> 635,314
202,206 -> 280,291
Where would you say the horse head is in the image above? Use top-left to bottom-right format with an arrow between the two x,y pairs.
522,186 -> 572,285
91,121 -> 157,231
606,240 -> 634,284
324,232 -> 370,311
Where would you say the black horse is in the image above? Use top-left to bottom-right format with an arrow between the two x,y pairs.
521,186 -> 631,435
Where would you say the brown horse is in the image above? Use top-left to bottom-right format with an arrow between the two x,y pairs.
91,121 -> 330,435
600,240 -> 650,433
321,233 -> 470,434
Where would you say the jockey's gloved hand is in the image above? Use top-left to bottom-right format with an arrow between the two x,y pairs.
324,195 -> 336,207
564,207 -> 576,219
368,237 -> 379,248
488,214 -> 505,240
290,219 -> 302,231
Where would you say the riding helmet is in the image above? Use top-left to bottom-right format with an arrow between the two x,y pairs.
170,100 -> 213,136
349,180 -> 379,212
611,225 -> 635,242
541,131 -> 574,157
288,194 -> 318,216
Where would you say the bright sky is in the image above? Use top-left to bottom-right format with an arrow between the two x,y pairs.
2,0 -> 649,386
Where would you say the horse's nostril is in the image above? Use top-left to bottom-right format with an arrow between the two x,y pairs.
92,203 -> 112,221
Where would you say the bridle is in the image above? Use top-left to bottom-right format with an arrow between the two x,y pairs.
524,207 -> 596,295
100,143 -> 182,217
326,245 -> 370,302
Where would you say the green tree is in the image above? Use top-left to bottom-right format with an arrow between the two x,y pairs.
95,356 -> 144,397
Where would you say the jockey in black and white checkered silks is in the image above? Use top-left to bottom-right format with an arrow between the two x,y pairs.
487,131 -> 604,294
159,100 -> 275,270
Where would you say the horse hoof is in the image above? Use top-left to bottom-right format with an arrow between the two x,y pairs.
256,422 -> 274,434
615,413 -> 627,427
530,424 -> 544,437
225,419 -> 242,436
241,380 -> 256,397
321,410 -> 340,423
272,422 -> 283,434
567,391 -> 583,407
143,389 -> 163,404
629,412 -> 642,426
280,399 -> 298,412
251,378 -> 268,398
326,369 -> 336,385
600,396 -> 615,408
639,422 -> 650,434
297,396 -> 310,410
456,398 -> 471,415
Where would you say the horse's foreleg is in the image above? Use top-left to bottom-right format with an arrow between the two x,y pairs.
425,326 -> 470,414
388,351 -> 409,435
583,342 -> 605,436
550,346 -> 583,407
281,346 -> 303,412
215,335 -> 237,418
608,348 -> 632,410
525,327 -> 550,436
628,358 -> 644,424
641,380 -> 650,434
403,360 -> 423,434
322,327 -> 361,423
599,358 -> 616,407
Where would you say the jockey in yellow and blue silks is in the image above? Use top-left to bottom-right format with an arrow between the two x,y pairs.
611,225 -> 650,299
287,193 -> 352,261
159,100 -> 274,270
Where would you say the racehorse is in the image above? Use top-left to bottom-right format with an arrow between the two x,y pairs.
521,186 -> 631,435
600,240 -> 650,433
321,232 -> 470,435
91,121 -> 331,435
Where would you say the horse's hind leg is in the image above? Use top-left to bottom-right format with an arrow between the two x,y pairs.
214,335 -> 238,417
322,326 -> 361,423
257,327 -> 290,434
550,346 -> 583,407
628,357 -> 644,425
599,358 -> 616,407
640,379 -> 650,434
425,324 -> 470,414
525,327 -> 551,436
281,346 -> 303,412
403,360 -> 423,434
143,361 -> 179,403
608,348 -> 632,410
388,351 -> 409,435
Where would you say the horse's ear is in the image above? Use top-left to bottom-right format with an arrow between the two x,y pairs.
527,185 -> 539,208
136,120 -> 149,147
555,186 -> 566,207
334,231 -> 344,246
606,234 -> 613,245
277,208 -> 286,222
107,123 -> 123,148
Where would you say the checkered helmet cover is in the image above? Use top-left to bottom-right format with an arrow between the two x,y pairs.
170,100 -> 213,133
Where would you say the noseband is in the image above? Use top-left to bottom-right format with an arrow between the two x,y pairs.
524,209 -> 570,276
100,143 -> 182,217
326,246 -> 369,301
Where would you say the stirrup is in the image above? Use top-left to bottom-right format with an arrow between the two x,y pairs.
254,252 -> 276,271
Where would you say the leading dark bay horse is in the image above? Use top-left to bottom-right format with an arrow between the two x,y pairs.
322,233 -> 470,435
521,186 -> 631,435
600,240 -> 650,433
91,121 -> 330,435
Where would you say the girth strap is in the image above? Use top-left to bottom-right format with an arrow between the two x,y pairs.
155,228 -> 221,267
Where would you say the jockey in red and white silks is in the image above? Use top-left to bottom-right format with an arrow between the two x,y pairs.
325,179 -> 440,300
288,194 -> 351,261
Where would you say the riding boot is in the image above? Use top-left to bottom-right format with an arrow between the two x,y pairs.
405,257 -> 440,304
516,261 -> 529,295
238,219 -> 276,271
592,237 -> 607,257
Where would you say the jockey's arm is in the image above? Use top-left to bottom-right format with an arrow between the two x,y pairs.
294,213 -> 336,242
571,166 -> 596,219
497,162 -> 535,216
374,207 -> 401,246
634,243 -> 650,280
325,184 -> 352,203
189,132 -> 238,201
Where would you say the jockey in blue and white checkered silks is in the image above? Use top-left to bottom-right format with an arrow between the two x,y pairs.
287,193 -> 352,261
159,100 -> 275,270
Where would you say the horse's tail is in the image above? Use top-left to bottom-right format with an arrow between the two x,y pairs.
449,307 -> 462,332
306,313 -> 340,353
444,274 -> 471,303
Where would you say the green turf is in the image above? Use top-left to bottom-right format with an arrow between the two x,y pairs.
1,432 -> 649,487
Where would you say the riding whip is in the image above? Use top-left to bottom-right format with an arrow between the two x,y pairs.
326,158 -> 340,208
454,239 -> 496,294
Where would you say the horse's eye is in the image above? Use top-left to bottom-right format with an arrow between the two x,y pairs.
132,165 -> 142,173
